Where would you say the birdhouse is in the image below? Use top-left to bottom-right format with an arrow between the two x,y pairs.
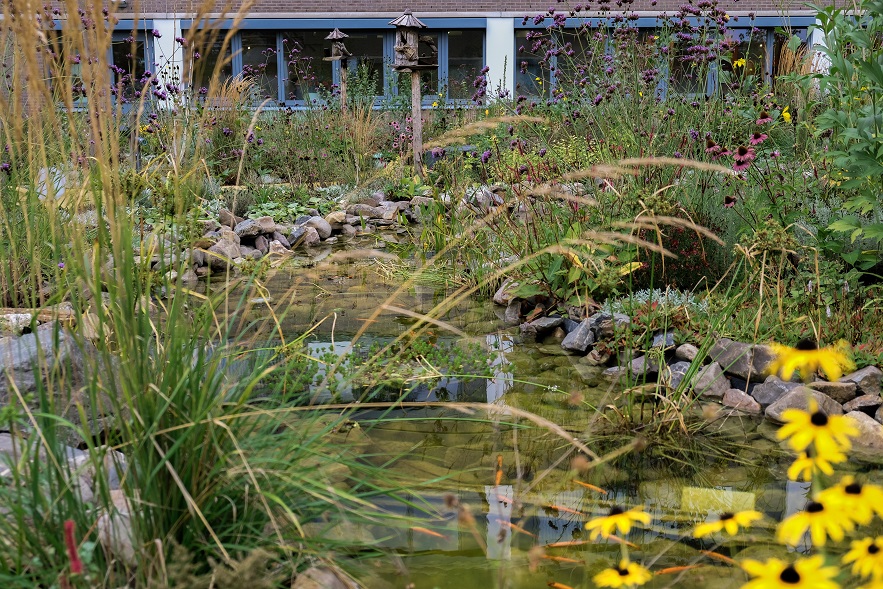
324,28 -> 351,61
390,10 -> 436,72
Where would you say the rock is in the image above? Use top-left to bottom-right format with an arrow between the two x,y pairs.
0,313 -> 34,336
840,366 -> 883,396
602,365 -> 629,384
842,394 -> 883,416
200,219 -> 221,233
582,348 -> 611,366
180,268 -> 198,284
347,204 -> 382,218
190,248 -> 207,267
291,566 -> 360,589
411,195 -> 434,207
652,331 -> 675,349
218,227 -> 240,245
272,231 -> 291,249
0,325 -> 85,407
302,227 -> 321,247
588,312 -> 631,340
561,319 -> 595,354
529,316 -> 564,333
707,338 -> 775,382
807,380 -> 858,404
875,405 -> 883,424
207,239 -> 241,270
96,490 -> 136,565
239,245 -> 263,260
218,208 -> 236,228
518,322 -> 538,343
325,211 -> 347,226
340,224 -> 357,237
254,234 -> 270,254
563,318 -> 580,333
503,300 -> 521,325
305,216 -> 332,239
234,217 -> 270,238
722,389 -> 762,414
846,411 -> 883,449
268,240 -> 291,256
765,386 -> 844,422
751,375 -> 801,408
492,278 -> 519,306
675,344 -> 699,362
691,362 -> 731,399
630,355 -> 659,377
325,236 -> 338,245
288,226 -> 307,246
663,361 -> 692,390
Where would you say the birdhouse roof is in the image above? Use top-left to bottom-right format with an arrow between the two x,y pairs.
389,10 -> 427,29
325,28 -> 349,40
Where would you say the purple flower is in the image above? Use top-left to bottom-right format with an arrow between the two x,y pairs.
771,150 -> 781,158
756,111 -> 772,125
0,162 -> 10,173
749,132 -> 767,145
151,29 -> 162,38
222,127 -> 232,137
175,36 -> 187,46
481,150 -> 492,164
724,195 -> 737,208
58,262 -> 65,269
733,145 -> 756,171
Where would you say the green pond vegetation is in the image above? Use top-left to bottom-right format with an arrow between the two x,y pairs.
1,0 -> 883,587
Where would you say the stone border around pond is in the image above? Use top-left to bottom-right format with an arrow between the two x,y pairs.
495,282 -> 883,451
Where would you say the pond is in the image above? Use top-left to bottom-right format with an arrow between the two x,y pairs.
245,245 -> 857,589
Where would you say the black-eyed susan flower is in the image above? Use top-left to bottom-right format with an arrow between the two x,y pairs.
776,498 -> 854,547
585,505 -> 651,540
693,510 -> 763,538
844,537 -> 883,580
787,448 -> 847,481
593,560 -> 653,588
767,339 -> 856,382
777,399 -> 858,455
741,555 -> 839,589
819,477 -> 883,526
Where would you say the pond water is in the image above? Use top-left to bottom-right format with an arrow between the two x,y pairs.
246,246 -> 867,589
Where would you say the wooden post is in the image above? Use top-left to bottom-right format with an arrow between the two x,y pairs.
339,58 -> 348,112
410,71 -> 423,179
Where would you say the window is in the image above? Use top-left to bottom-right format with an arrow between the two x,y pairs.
720,30 -> 768,85
447,30 -> 483,100
241,31 -> 279,103
515,30 -> 551,98
344,31 -> 385,98
189,34 -> 233,94
111,37 -> 146,100
283,31 -> 333,103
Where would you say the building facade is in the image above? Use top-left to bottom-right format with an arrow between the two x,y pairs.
109,1 -> 822,106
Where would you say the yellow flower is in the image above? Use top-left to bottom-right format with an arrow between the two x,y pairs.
782,106 -> 792,123
741,556 -> 839,589
818,477 -> 883,526
787,448 -> 846,481
619,262 -> 643,276
733,58 -> 747,68
777,399 -> 858,455
844,537 -> 883,580
767,339 -> 855,382
693,510 -> 763,538
485,109 -> 489,116
432,101 -> 438,107
585,505 -> 651,540
593,560 -> 653,588
777,498 -> 854,546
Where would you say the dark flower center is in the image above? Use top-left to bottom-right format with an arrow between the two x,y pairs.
737,146 -> 749,156
811,412 -> 829,427
759,111 -> 770,119
845,482 -> 862,495
806,501 -> 824,513
618,567 -> 630,576
795,338 -> 818,350
719,512 -> 734,521
779,565 -> 800,584
752,133 -> 762,139
870,544 -> 881,555
609,506 -> 625,516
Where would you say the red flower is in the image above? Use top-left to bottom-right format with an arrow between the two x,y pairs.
64,520 -> 84,575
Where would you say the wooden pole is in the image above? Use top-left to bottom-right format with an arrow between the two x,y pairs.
410,70 -> 423,179
339,58 -> 348,112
